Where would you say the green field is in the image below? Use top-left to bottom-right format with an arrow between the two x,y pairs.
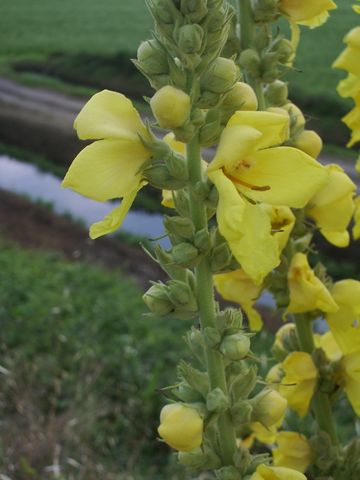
0,0 -> 357,101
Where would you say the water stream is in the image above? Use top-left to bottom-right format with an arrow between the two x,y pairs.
0,154 -> 166,243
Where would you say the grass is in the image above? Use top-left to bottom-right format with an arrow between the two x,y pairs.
0,237 -> 187,479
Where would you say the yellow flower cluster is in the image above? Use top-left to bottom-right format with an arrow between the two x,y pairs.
334,21 -> 360,147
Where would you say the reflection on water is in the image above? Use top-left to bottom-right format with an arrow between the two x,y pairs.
0,155 -> 166,243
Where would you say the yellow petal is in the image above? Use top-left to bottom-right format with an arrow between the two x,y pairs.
334,46 -> 360,78
280,0 -> 336,23
287,253 -> 338,314
233,147 -> 328,208
250,422 -> 278,444
62,139 -> 149,202
307,164 -> 356,247
208,125 -> 262,172
227,111 -> 290,150
163,132 -> 186,155
261,205 -> 296,253
327,279 -> 360,355
337,74 -> 360,98
317,331 -> 343,362
252,464 -> 307,479
273,431 -> 312,473
161,190 -> 175,208
343,351 -> 360,416
298,10 -> 330,28
214,269 -> 263,330
89,183 -> 144,239
353,196 -> 360,240
74,90 -> 147,141
209,170 -> 280,285
280,352 -> 317,417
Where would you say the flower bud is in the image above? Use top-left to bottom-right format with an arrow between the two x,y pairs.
222,82 -> 258,112
230,366 -> 257,398
167,280 -> 196,308
265,80 -> 289,106
194,228 -> 212,253
215,466 -> 242,480
197,90 -> 221,109
136,39 -> 169,75
143,284 -> 173,315
180,0 -> 208,22
144,162 -> 187,190
178,361 -> 210,397
176,24 -> 204,53
220,333 -> 251,361
293,130 -> 323,158
199,109 -> 222,146
210,243 -> 233,272
201,57 -> 239,94
185,328 -> 206,364
230,400 -> 253,424
150,86 -> 191,129
272,323 -> 299,361
206,387 -> 229,413
150,0 -> 182,25
283,102 -> 305,132
239,49 -> 261,78
176,382 -> 203,402
164,215 -> 195,239
275,38 -> 294,65
166,152 -> 189,181
204,326 -> 222,348
172,242 -> 200,267
251,389 -> 287,427
178,446 -> 221,470
158,403 -> 203,452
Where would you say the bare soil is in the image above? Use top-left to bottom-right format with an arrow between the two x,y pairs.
0,188 -> 165,289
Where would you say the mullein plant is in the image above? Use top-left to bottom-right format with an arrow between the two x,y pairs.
61,0 -> 360,479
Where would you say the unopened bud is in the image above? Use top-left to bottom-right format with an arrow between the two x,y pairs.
166,152 -> 189,181
230,400 -> 253,424
222,82 -> 258,112
252,0 -> 279,22
215,466 -> 242,480
151,86 -> 191,129
210,243 -> 233,272
220,333 -> 251,361
144,162 -> 187,190
178,361 -> 209,397
158,403 -> 203,452
201,57 -> 239,94
207,388 -> 229,413
239,49 -> 261,78
194,228 -> 211,253
164,215 -> 195,239
204,326 -> 222,348
176,24 -> 204,53
197,90 -> 221,109
230,366 -> 257,398
172,242 -> 200,267
180,0 -> 208,22
283,102 -> 305,132
150,0 -> 182,25
178,446 -> 221,470
186,328 -> 206,364
251,389 -> 287,427
293,130 -> 323,158
199,109 -> 222,146
275,38 -> 294,65
167,280 -> 195,307
143,284 -> 173,315
176,382 -> 203,402
136,39 -> 168,75
265,80 -> 289,106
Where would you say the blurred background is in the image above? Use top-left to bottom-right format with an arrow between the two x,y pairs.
0,1 -> 359,479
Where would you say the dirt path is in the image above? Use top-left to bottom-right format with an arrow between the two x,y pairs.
0,75 -> 359,181
0,188 -> 165,289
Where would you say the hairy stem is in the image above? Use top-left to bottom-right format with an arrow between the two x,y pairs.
186,136 -> 237,465
295,315 -> 339,446
237,0 -> 266,110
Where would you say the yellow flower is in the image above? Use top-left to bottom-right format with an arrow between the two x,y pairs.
279,352 -> 318,417
279,0 -> 337,27
208,112 -> 328,284
261,205 -> 296,254
342,100 -> 360,147
314,331 -> 342,362
293,130 -> 323,159
62,90 -> 151,239
273,431 -> 312,473
338,73 -> 360,99
306,164 -> 356,247
287,253 -> 338,314
158,404 -> 203,452
251,464 -> 307,480
342,351 -> 360,416
150,86 -> 191,129
333,27 -> 360,78
353,196 -> 360,240
214,269 -> 263,331
252,389 -> 288,427
251,422 -> 279,445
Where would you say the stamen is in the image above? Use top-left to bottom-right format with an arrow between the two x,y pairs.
226,172 -> 271,192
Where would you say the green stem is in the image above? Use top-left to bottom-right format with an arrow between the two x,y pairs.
237,0 -> 266,110
295,315 -> 339,445
186,136 -> 237,466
